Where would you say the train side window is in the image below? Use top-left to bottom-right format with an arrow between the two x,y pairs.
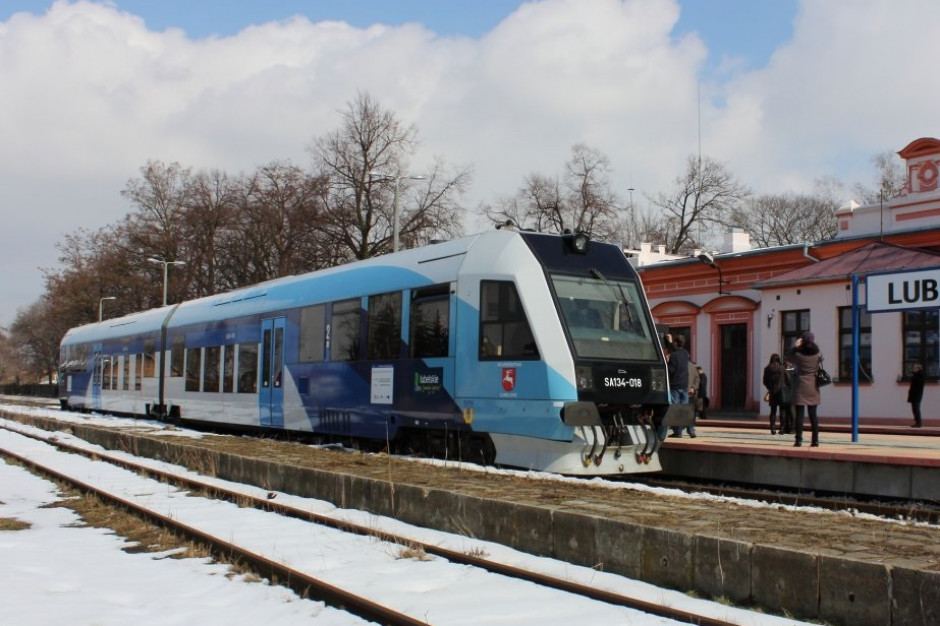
170,336 -> 184,377
102,357 -> 112,390
479,281 -> 539,360
222,345 -> 235,393
144,340 -> 156,378
134,354 -> 142,391
411,285 -> 449,358
299,305 -> 326,362
185,348 -> 201,392
204,346 -> 221,393
122,355 -> 130,391
331,299 -> 361,361
367,292 -> 402,360
110,356 -> 118,389
237,343 -> 258,393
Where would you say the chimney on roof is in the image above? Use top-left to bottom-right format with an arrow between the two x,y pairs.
721,227 -> 751,253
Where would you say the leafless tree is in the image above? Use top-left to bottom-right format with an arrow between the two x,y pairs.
483,144 -> 622,240
9,297 -> 66,383
311,91 -> 470,261
649,155 -> 749,254
852,150 -> 907,204
729,189 -> 839,248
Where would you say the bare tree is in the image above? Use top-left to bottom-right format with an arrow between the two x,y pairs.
649,155 -> 748,254
484,144 -> 622,240
9,297 -> 66,383
311,91 -> 470,261
730,189 -> 838,248
852,150 -> 907,204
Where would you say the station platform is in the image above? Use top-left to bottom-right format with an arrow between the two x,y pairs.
658,416 -> 940,501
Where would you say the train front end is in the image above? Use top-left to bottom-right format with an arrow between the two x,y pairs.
457,230 -> 678,476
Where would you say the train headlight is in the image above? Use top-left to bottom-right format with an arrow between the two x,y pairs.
576,365 -> 594,391
564,232 -> 591,254
650,367 -> 666,392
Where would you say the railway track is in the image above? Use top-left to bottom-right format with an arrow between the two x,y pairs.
0,419 -> 783,626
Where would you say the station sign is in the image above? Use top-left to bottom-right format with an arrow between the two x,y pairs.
866,267 -> 940,312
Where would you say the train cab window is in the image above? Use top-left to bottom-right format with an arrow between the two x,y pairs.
171,336 -> 184,377
367,292 -> 402,360
185,348 -> 202,392
237,343 -> 259,393
204,346 -> 221,393
144,340 -> 156,378
411,285 -> 450,358
331,299 -> 362,361
299,305 -> 326,362
223,345 -> 235,393
479,281 -> 539,360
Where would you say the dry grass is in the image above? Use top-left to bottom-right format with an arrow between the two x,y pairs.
0,517 -> 31,531
395,543 -> 433,561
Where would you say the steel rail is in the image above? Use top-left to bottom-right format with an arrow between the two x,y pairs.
1,421 -> 741,626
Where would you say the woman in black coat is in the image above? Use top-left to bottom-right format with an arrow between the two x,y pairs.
790,331 -> 823,447
762,354 -> 785,435
908,363 -> 925,428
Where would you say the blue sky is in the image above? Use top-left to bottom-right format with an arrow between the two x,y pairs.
2,0 -> 937,327
4,0 -> 798,73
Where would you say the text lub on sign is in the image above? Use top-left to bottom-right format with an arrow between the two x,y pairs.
866,268 -> 940,312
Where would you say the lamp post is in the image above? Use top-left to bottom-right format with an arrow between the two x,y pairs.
697,252 -> 727,295
98,296 -> 116,322
369,170 -> 427,252
147,258 -> 185,306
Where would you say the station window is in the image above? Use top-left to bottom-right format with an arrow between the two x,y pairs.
479,281 -> 539,360
331,299 -> 361,361
411,285 -> 450,358
781,309 -> 811,354
237,343 -> 258,393
299,305 -> 326,362
367,292 -> 402,360
903,310 -> 939,379
204,346 -> 221,393
185,348 -> 201,392
838,306 -> 872,382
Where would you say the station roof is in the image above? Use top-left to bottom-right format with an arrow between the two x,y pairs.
754,242 -> 940,288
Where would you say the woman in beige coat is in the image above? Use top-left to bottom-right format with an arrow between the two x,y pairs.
790,330 -> 823,447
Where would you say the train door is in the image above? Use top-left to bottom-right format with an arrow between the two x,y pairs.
719,323 -> 748,409
259,317 -> 286,427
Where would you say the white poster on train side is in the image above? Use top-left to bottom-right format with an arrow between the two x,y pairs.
371,366 -> 394,404
866,267 -> 940,312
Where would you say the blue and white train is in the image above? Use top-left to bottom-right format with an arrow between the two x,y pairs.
59,229 -> 688,475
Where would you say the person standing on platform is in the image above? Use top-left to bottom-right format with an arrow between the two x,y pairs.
695,365 -> 708,420
675,360 -> 699,438
790,331 -> 823,447
762,354 -> 785,435
660,334 -> 689,440
908,362 -> 926,428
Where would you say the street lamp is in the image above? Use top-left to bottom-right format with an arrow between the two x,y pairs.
369,170 -> 427,252
147,257 -> 185,306
98,296 -> 116,322
697,252 -> 728,295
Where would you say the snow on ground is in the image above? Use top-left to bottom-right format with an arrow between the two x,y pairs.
0,404 -> 814,624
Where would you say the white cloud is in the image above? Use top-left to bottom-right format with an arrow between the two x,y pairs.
2,0 -> 936,327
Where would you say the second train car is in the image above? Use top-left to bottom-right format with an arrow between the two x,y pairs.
59,229 -> 688,475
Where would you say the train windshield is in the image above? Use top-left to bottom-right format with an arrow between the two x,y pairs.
552,273 -> 659,361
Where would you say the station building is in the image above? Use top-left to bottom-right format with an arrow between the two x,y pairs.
633,137 -> 940,424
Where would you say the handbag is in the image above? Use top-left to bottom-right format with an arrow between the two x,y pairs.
816,366 -> 832,387
763,392 -> 771,403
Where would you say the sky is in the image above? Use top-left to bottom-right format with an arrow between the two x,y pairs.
0,407 -> 813,625
2,0 -> 938,329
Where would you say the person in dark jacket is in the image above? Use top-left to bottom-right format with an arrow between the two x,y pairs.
762,354 -> 785,435
695,365 -> 708,420
908,362 -> 926,428
790,330 -> 823,447
658,334 -> 690,440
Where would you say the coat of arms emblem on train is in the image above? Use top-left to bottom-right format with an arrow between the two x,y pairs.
501,368 -> 516,392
